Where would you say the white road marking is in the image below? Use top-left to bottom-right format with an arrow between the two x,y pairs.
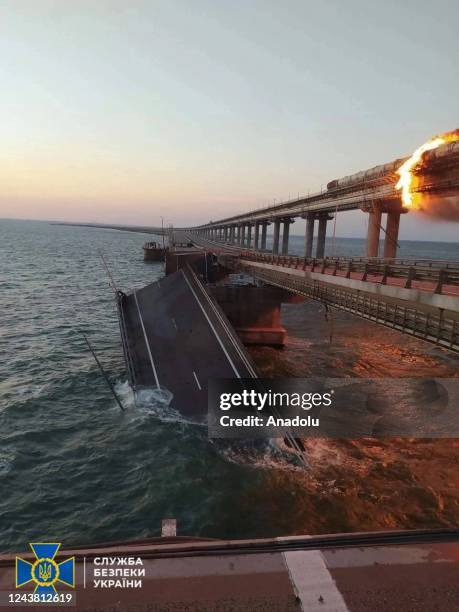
133,290 -> 161,389
181,269 -> 241,378
192,371 -> 202,390
282,548 -> 349,611
171,317 -> 178,330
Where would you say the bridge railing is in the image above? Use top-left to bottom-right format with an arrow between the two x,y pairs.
233,260 -> 458,352
239,252 -> 459,293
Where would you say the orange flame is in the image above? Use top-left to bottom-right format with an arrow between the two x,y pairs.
396,131 -> 459,209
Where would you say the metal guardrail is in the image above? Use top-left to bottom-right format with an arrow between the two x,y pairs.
241,252 -> 459,294
234,261 -> 458,352
116,291 -> 137,388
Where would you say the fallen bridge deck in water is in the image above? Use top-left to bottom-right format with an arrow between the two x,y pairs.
117,264 -> 257,417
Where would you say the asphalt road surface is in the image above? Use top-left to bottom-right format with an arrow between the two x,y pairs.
119,264 -> 257,418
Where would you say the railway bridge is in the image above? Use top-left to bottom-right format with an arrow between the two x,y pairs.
180,139 -> 459,260
153,140 -> 458,352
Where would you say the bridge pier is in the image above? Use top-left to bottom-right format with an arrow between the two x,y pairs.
367,203 -> 382,258
272,219 -> 281,254
254,222 -> 260,250
260,222 -> 269,250
383,209 -> 401,259
281,218 -> 294,255
210,285 -> 288,346
303,213 -> 315,258
240,224 -> 246,246
246,223 -> 252,248
316,213 -> 329,258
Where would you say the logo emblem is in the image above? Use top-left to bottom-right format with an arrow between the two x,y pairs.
16,543 -> 75,594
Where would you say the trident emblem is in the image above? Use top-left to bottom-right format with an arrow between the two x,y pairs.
38,562 -> 53,582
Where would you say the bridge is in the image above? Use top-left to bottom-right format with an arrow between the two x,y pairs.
179,139 -> 459,260
154,140 -> 459,352
170,232 -> 457,352
84,139 -> 458,355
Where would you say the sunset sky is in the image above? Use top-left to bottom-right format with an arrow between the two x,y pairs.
1,1 -> 458,240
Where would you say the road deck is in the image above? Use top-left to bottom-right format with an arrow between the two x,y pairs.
118,264 -> 257,418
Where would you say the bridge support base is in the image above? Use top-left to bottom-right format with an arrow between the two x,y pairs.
272,220 -> 281,254
281,218 -> 294,255
260,222 -> 268,250
383,210 -> 401,259
316,213 -> 332,258
210,285 -> 287,346
304,213 -> 314,258
367,203 -> 382,257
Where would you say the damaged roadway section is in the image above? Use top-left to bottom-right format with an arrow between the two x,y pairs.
117,264 -> 257,418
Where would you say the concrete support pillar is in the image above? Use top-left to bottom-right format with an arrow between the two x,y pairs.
209,285 -> 289,347
254,222 -> 260,250
304,214 -> 315,258
316,215 -> 328,259
383,210 -> 401,259
240,224 -> 246,246
281,218 -> 293,255
224,227 -> 228,242
261,222 -> 268,250
272,219 -> 281,254
367,203 -> 382,258
246,224 -> 253,248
